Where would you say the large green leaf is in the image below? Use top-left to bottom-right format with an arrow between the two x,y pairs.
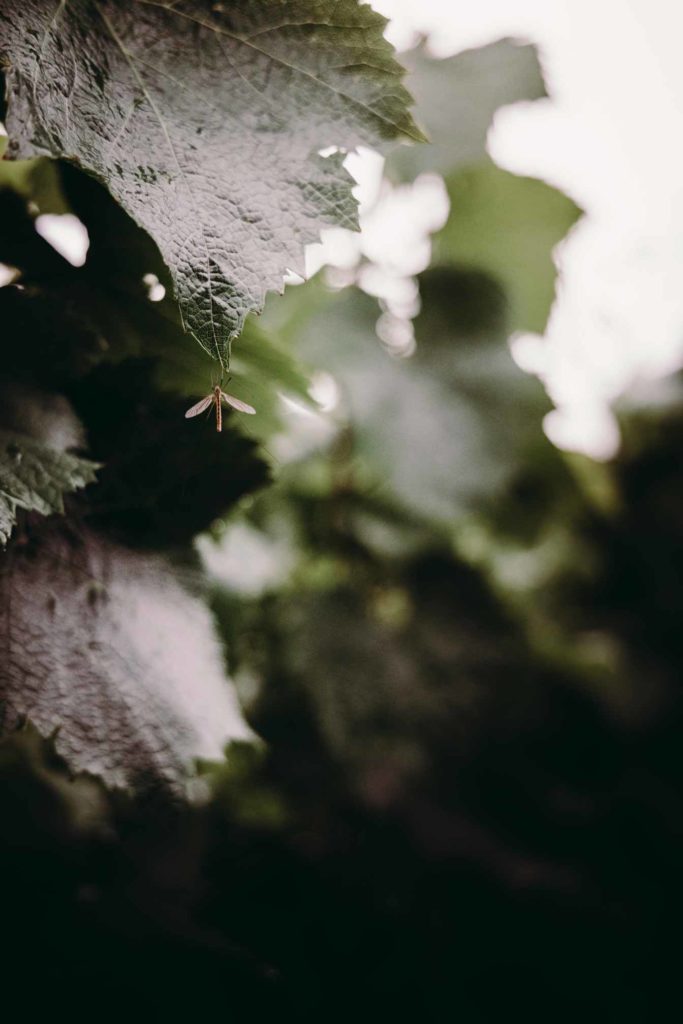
389,38 -> 545,182
0,0 -> 423,362
0,164 -> 314,444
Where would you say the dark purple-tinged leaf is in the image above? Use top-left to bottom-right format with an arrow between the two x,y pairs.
0,524 -> 252,794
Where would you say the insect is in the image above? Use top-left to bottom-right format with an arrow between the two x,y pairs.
184,381 -> 256,432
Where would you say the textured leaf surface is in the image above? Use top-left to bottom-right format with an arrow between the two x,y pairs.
390,38 -> 546,182
0,0 -> 422,360
0,526 -> 252,793
0,165 -> 314,447
0,431 -> 98,545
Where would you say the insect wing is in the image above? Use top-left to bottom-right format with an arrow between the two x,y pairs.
184,394 -> 214,418
220,390 -> 256,415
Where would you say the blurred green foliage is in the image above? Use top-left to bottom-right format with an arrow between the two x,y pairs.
436,161 -> 581,333
389,38 -> 546,182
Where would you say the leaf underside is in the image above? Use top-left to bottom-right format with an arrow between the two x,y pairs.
0,0 -> 423,361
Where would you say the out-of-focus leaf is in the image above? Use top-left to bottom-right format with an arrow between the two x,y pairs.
286,270 -> 553,527
435,160 -> 581,333
385,37 -> 579,333
571,389 -> 683,703
242,548 -> 563,805
0,524 -> 252,794
0,0 -> 423,361
205,740 -> 289,829
0,146 -> 70,213
0,726 -> 110,840
390,38 -> 546,182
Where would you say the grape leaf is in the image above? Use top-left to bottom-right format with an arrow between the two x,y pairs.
0,525 -> 252,794
0,430 -> 98,545
0,0 -> 423,362
389,38 -> 546,182
0,164 -> 314,444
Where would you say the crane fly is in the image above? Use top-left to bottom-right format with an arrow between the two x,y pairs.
185,383 -> 256,432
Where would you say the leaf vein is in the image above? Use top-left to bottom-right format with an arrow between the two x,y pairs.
135,0 -> 420,141
96,2 -> 223,363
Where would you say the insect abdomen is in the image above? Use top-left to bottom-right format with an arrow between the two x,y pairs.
214,386 -> 222,432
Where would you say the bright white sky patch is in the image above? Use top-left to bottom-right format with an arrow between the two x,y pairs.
0,263 -> 17,287
306,164 -> 449,362
143,271 -> 166,302
359,173 -> 449,277
197,523 -> 293,598
35,213 -> 90,267
309,370 -> 341,412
